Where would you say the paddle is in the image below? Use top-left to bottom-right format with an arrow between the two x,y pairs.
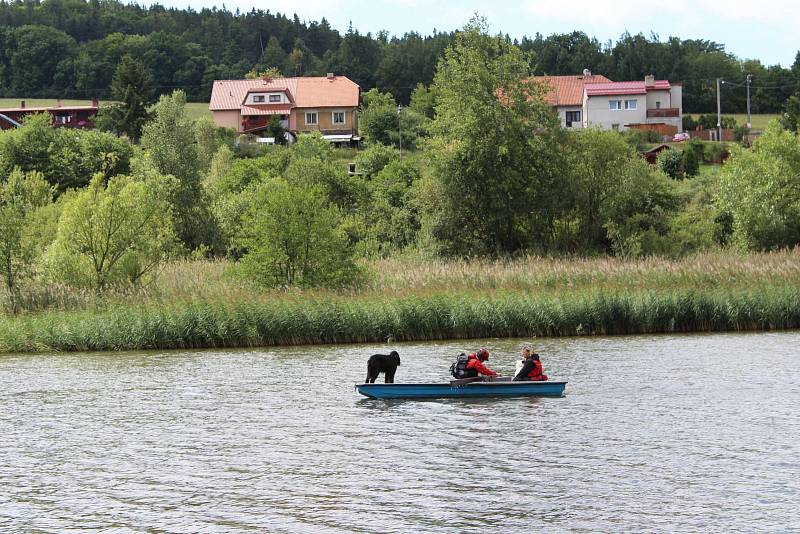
449,375 -> 507,387
449,376 -> 484,387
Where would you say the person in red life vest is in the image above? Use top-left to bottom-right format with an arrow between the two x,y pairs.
513,347 -> 548,381
465,348 -> 499,377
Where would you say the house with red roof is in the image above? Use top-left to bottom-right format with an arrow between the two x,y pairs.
209,73 -> 360,145
0,100 -> 98,130
582,75 -> 683,135
533,70 -> 612,128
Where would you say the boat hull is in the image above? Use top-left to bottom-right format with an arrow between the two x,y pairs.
355,381 -> 567,399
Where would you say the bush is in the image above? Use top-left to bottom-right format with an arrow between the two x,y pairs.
236,179 -> 362,288
657,148 -> 684,179
717,124 -> 800,251
683,140 -> 701,177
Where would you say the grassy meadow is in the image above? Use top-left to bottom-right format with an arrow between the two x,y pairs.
689,113 -> 780,130
1,250 -> 799,352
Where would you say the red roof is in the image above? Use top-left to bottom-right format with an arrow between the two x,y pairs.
532,74 -> 612,106
0,105 -> 98,113
585,80 -> 671,96
210,76 -> 360,111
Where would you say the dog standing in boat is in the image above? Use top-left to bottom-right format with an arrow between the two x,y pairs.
366,351 -> 401,383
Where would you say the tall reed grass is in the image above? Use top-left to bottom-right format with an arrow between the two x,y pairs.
1,287 -> 799,352
2,250 -> 799,352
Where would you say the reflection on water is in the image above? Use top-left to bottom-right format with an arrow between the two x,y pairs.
1,332 -> 799,532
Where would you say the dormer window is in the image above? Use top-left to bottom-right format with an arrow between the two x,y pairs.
269,94 -> 281,103
253,95 -> 265,103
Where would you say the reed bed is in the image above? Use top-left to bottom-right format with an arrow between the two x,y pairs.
1,250 -> 799,352
1,287 -> 799,352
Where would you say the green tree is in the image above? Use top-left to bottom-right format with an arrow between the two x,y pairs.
237,179 -> 360,288
266,116 -> 287,145
0,114 -> 133,194
141,90 -> 218,251
98,55 -> 153,142
781,95 -> 800,132
0,169 -> 52,313
254,36 -> 288,74
423,18 -> 561,255
42,169 -> 177,289
717,123 -> 800,250
657,148 -> 685,179
683,139 -> 702,177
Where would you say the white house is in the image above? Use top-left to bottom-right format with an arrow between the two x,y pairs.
582,75 -> 683,134
534,70 -> 612,129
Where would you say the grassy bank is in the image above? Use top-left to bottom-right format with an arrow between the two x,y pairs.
1,250 -> 800,352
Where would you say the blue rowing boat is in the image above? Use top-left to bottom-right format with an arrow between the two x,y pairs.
355,379 -> 567,400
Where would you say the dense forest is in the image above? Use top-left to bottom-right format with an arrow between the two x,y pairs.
0,0 -> 798,112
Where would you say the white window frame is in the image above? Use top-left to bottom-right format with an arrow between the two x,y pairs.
253,95 -> 265,103
332,111 -> 346,125
305,111 -> 318,125
624,99 -> 637,110
269,94 -> 281,103
609,100 -> 622,110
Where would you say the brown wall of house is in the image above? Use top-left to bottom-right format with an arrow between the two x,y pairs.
293,107 -> 358,135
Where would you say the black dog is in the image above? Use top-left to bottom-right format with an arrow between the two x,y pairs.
366,351 -> 401,383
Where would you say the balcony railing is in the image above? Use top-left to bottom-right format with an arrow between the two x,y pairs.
647,108 -> 680,118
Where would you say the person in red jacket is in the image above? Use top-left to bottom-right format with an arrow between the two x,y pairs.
465,348 -> 499,377
513,348 -> 548,381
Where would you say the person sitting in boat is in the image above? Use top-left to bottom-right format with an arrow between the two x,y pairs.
515,346 -> 532,377
451,348 -> 499,379
513,348 -> 548,381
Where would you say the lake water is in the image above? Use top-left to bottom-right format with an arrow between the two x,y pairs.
1,332 -> 799,532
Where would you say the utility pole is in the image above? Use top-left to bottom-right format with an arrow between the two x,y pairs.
746,74 -> 752,129
716,78 -> 722,142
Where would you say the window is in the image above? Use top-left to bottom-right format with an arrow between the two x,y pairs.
611,123 -> 620,131
565,110 -> 581,126
269,94 -> 281,103
253,95 -> 265,103
332,111 -> 345,125
609,100 -> 622,110
305,112 -> 318,125
624,99 -> 637,110
655,101 -> 661,109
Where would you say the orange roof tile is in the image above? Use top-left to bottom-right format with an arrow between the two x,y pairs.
532,74 -> 612,107
209,76 -> 359,111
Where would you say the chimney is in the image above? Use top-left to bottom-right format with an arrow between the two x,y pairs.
91,98 -> 99,107
645,74 -> 655,88
20,100 -> 25,109
326,72 -> 334,80
56,98 -> 62,107
582,68 -> 591,78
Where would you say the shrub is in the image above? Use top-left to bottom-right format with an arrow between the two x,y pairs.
657,148 -> 684,179
236,179 -> 362,288
683,141 -> 700,177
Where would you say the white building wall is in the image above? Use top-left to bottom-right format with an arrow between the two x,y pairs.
584,94 -> 646,131
244,91 -> 289,105
556,106 -> 584,129
646,90 -> 671,110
